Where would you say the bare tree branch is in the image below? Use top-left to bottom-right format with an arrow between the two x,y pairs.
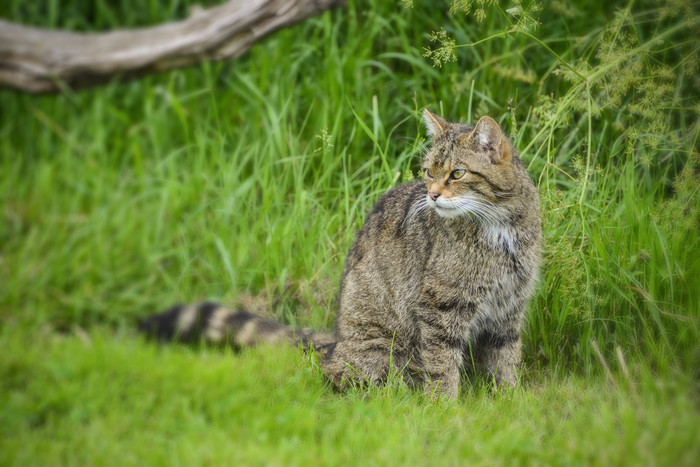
0,0 -> 345,93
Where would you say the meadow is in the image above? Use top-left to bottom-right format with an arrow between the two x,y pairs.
1,0 -> 698,464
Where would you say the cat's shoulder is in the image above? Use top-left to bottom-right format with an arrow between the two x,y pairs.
367,181 -> 424,216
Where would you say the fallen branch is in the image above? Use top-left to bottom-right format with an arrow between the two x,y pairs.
0,0 -> 345,93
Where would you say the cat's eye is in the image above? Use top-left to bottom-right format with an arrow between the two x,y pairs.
451,169 -> 467,180
423,168 -> 434,179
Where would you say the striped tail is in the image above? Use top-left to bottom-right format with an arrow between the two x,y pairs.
139,302 -> 335,355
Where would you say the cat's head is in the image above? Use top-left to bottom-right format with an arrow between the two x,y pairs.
420,109 -> 519,220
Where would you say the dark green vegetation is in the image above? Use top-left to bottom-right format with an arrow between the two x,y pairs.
1,0 -> 698,464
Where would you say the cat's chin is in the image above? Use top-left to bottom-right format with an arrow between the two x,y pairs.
426,199 -> 452,218
430,204 -> 464,219
427,197 -> 465,219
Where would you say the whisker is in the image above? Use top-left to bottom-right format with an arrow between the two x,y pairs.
401,137 -> 430,157
402,195 -> 429,228
450,195 -> 508,226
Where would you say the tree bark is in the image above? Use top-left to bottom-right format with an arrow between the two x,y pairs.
0,0 -> 345,94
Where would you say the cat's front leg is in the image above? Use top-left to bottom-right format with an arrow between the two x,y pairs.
422,349 -> 461,401
418,318 -> 463,400
481,330 -> 522,389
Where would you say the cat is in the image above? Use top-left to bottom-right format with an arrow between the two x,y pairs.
140,110 -> 542,400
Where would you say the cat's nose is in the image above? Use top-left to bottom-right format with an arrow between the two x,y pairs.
428,191 -> 440,201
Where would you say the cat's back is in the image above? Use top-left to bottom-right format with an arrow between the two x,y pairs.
342,181 -> 429,277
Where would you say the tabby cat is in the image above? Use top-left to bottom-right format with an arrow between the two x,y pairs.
140,110 -> 542,400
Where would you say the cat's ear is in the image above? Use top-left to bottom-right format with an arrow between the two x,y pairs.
466,116 -> 511,164
422,109 -> 448,138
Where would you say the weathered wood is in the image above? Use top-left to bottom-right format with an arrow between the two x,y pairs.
0,0 -> 345,93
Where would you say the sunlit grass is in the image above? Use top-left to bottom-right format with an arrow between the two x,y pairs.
1,331 -> 696,465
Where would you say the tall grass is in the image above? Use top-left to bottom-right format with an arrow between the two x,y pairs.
0,0 -> 698,463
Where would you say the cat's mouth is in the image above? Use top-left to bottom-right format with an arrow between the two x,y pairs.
428,198 -> 462,219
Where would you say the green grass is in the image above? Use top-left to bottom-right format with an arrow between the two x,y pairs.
1,331 -> 697,465
1,0 -> 698,464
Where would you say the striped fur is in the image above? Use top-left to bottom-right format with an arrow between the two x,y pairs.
140,111 -> 542,400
